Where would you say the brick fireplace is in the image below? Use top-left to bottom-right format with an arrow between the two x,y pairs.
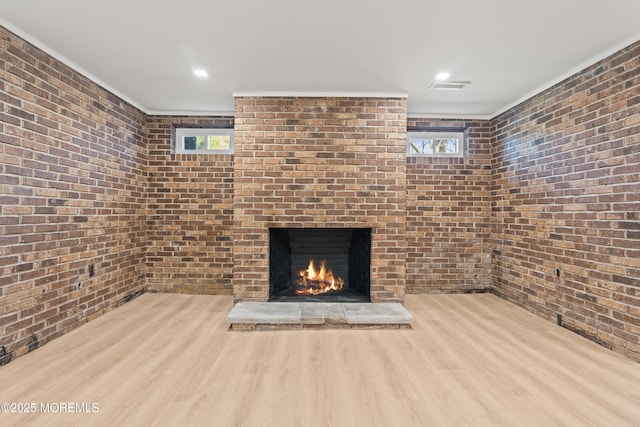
232,97 -> 407,302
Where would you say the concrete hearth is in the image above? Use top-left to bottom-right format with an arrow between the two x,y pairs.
228,302 -> 412,330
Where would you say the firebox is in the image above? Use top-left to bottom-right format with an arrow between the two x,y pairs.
269,228 -> 371,302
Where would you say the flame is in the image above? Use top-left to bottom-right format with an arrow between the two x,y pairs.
295,259 -> 344,295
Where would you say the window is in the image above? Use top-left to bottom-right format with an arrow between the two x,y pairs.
174,127 -> 234,154
407,131 -> 464,157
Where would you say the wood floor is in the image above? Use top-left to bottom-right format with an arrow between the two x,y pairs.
0,293 -> 638,427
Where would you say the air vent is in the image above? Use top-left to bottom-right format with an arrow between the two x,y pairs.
429,81 -> 471,90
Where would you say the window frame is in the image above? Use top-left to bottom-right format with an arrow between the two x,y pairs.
174,127 -> 234,154
407,131 -> 465,158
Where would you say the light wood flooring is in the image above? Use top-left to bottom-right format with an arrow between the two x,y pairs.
0,293 -> 638,426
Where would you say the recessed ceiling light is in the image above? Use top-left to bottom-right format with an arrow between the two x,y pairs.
435,72 -> 451,81
193,69 -> 208,78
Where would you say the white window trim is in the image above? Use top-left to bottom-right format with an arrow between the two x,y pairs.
174,127 -> 234,154
407,131 -> 465,158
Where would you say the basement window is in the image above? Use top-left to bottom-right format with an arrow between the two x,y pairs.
407,131 -> 464,157
174,127 -> 234,154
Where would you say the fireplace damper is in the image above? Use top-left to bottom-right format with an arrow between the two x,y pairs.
269,228 -> 371,302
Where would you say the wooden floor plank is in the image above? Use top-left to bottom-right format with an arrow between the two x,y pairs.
0,293 -> 638,426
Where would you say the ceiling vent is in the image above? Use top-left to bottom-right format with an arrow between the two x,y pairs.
429,81 -> 471,90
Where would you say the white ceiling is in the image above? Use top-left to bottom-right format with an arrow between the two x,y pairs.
1,0 -> 639,118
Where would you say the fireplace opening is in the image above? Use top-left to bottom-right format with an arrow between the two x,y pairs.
269,228 -> 371,302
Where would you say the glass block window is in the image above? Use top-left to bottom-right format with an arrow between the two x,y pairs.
175,128 -> 234,154
407,131 -> 464,157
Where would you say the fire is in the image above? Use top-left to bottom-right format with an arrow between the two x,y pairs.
295,259 -> 344,295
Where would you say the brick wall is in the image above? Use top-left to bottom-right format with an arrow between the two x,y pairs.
491,40 -> 640,361
2,21 -> 639,363
0,27 -> 147,361
406,118 -> 493,293
233,97 -> 407,302
145,116 -> 234,294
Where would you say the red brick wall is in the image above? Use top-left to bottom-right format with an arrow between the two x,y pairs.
145,116 -> 234,294
491,40 -> 640,361
0,27 -> 147,360
406,119 -> 493,293
233,97 -> 407,302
